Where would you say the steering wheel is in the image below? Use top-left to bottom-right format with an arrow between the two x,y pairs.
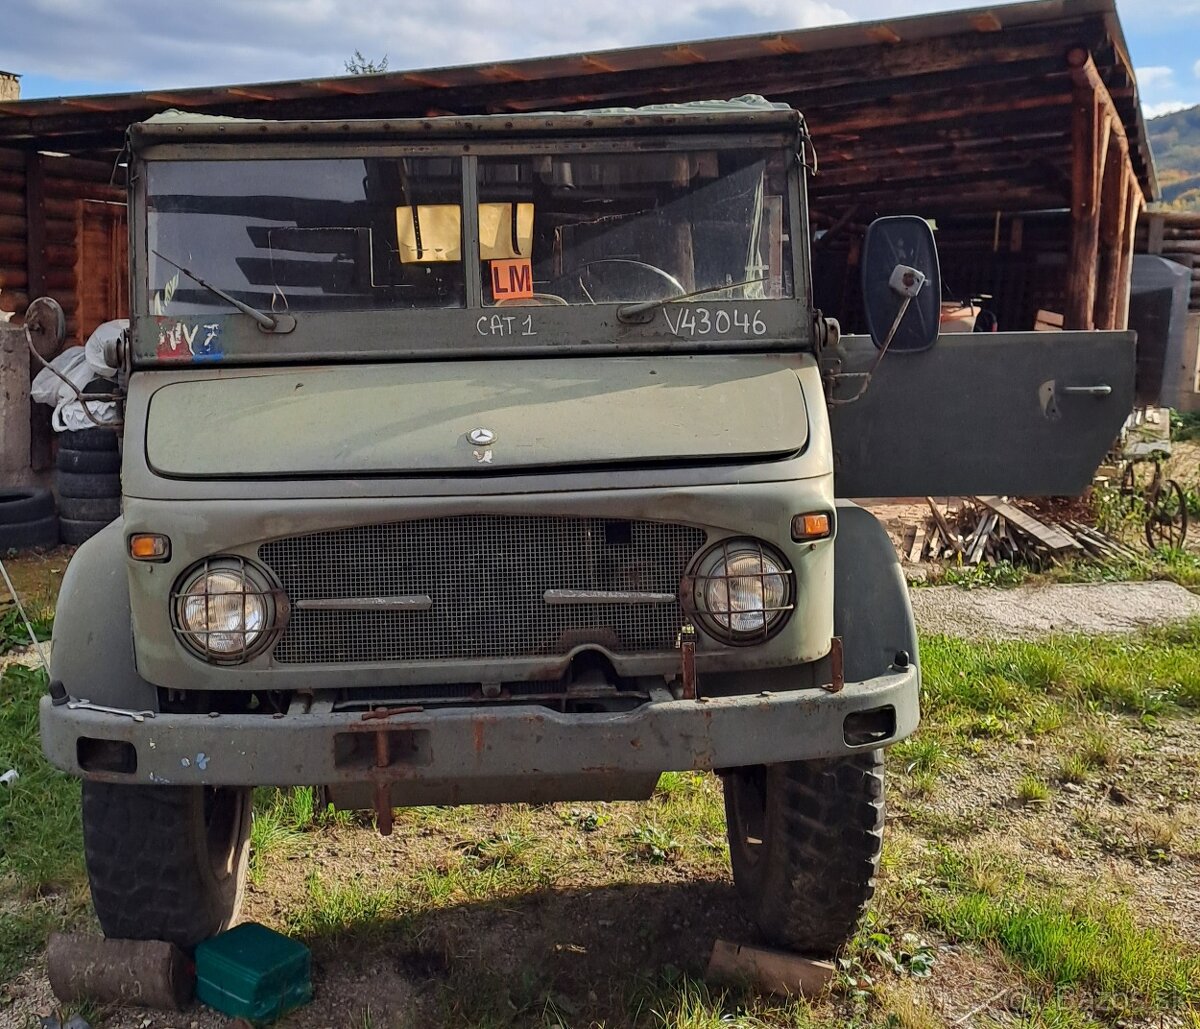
568,259 -> 687,304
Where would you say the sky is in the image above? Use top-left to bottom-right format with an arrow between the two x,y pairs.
1,0 -> 1198,122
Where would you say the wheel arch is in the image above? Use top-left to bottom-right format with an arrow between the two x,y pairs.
833,501 -> 919,686
50,517 -> 160,711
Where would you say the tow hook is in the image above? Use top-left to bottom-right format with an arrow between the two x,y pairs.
676,623 -> 698,700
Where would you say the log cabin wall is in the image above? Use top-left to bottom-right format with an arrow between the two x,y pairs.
0,148 -> 127,469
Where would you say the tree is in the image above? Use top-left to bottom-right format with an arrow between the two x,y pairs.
345,50 -> 389,75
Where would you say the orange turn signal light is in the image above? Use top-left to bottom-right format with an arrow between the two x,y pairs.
791,512 -> 832,541
129,533 -> 170,562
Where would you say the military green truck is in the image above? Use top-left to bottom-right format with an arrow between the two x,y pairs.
40,99 -> 1133,955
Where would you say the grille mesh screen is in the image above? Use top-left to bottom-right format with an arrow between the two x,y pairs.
260,516 -> 705,664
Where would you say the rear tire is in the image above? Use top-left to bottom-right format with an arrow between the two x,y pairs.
82,782 -> 252,948
723,751 -> 884,954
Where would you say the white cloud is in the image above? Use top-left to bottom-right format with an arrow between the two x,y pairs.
1195,57 -> 1200,78
0,0 -> 858,94
1137,65 -> 1175,90
1143,99 -> 1191,119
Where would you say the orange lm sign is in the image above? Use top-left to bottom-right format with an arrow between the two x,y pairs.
490,259 -> 534,301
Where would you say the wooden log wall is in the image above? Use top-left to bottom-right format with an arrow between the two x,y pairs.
0,148 -> 126,470
1139,210 -> 1200,312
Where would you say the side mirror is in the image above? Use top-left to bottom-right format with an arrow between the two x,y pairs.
861,216 -> 941,353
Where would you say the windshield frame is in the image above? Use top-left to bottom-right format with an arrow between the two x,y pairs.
128,128 -> 813,366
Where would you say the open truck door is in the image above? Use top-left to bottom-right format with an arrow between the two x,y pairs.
826,215 -> 1135,499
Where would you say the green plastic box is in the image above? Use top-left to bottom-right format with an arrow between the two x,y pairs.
195,922 -> 312,1023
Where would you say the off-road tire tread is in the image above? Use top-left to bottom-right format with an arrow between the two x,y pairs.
56,448 -> 121,474
725,751 -> 884,954
82,782 -> 250,948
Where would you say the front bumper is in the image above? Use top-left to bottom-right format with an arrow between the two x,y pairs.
41,665 -> 918,792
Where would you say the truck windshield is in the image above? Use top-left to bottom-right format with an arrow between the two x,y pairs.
144,148 -> 792,315
477,149 -> 791,307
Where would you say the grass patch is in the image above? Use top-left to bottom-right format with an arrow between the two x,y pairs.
1056,754 -> 1089,785
920,622 -> 1200,738
1016,774 -> 1051,806
0,665 -> 88,985
925,850 -> 1200,1012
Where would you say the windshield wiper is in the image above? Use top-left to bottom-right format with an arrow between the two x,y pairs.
151,250 -> 296,334
617,276 -> 767,322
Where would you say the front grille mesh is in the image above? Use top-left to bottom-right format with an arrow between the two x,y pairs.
260,515 -> 705,664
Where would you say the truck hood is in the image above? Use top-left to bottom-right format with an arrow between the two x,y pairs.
144,355 -> 810,477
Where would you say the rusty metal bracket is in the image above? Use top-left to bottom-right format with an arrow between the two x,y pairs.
676,622 -> 698,700
373,728 -> 393,836
361,705 -> 424,721
822,636 -> 845,693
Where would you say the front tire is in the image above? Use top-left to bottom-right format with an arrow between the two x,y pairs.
82,782 -> 252,948
723,751 -> 884,954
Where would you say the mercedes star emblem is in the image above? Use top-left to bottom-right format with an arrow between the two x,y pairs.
467,427 -> 497,446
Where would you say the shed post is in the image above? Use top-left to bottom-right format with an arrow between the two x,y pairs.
1066,48 -> 1138,332
25,153 -> 51,472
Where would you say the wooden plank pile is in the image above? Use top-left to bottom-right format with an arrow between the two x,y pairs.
907,496 -> 1141,567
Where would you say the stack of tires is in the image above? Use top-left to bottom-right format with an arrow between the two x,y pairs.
0,488 -> 59,550
57,428 -> 121,546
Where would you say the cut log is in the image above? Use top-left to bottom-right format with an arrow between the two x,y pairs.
706,939 -> 835,998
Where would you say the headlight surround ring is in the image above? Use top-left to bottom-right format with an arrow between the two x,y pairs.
687,538 -> 794,644
170,556 -> 287,664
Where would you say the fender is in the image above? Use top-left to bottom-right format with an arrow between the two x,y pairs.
834,501 -> 920,685
49,518 -> 160,711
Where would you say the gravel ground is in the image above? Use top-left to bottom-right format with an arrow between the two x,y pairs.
910,581 -> 1200,639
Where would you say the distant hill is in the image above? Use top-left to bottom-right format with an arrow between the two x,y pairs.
1148,104 -> 1200,210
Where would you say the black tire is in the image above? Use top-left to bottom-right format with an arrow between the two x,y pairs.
56,471 -> 121,499
0,488 -> 54,525
82,782 -> 252,948
0,514 -> 59,551
56,448 -> 121,474
60,517 -> 114,546
724,751 -> 884,955
57,496 -> 120,523
58,427 -> 119,452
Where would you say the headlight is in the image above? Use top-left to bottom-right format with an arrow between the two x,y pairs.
172,558 -> 281,662
690,539 -> 792,642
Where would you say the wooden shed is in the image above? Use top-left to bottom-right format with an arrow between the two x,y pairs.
0,0 -> 1158,476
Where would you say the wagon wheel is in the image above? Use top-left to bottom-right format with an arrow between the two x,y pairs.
1145,478 -> 1188,551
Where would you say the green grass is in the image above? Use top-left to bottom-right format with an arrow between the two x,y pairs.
919,621 -> 1200,740
0,665 -> 89,983
925,850 -> 1200,1011
1016,774 -> 1051,805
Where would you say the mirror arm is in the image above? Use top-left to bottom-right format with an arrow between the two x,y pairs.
825,295 -> 912,406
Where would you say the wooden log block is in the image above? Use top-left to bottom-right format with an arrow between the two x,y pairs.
706,939 -> 834,998
48,932 -> 193,1011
